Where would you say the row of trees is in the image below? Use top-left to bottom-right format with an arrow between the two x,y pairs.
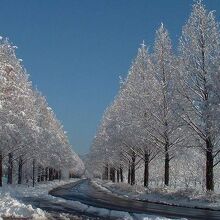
87,1 -> 220,191
0,37 -> 84,186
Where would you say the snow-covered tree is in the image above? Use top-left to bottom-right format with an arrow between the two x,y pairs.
0,37 -> 84,186
149,24 -> 181,186
88,0 -> 220,192
178,1 -> 220,191
118,42 -> 160,186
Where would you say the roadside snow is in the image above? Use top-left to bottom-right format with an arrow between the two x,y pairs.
110,210 -> 132,219
93,179 -> 220,211
15,179 -> 79,198
0,192 -> 46,219
0,178 -> 183,220
132,214 -> 181,220
0,178 -> 79,219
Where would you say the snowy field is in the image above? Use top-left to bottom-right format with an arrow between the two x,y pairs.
93,179 -> 220,211
0,178 -> 184,220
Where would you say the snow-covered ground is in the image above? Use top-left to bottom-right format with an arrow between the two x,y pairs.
0,179 -> 79,219
93,179 -> 220,211
0,178 -> 183,220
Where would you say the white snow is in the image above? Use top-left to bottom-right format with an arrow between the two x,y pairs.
132,213 -> 185,220
86,206 -> 110,217
0,179 -> 79,219
93,179 -> 220,211
110,210 -> 132,219
0,187 -> 46,219
0,192 -> 46,219
0,178 -> 184,219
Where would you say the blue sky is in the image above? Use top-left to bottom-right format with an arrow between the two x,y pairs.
0,0 -> 219,155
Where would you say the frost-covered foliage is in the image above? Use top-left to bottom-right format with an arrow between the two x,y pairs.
0,38 -> 84,186
87,1 -> 220,192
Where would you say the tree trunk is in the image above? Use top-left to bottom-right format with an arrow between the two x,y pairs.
54,170 -> 56,179
110,167 -> 112,181
117,169 -> 120,182
59,170 -> 61,181
18,156 -> 23,184
53,169 -> 56,180
206,138 -> 214,191
0,152 -> 2,187
128,163 -> 131,184
103,164 -> 108,180
37,166 -> 41,182
110,167 -> 115,182
55,170 -> 59,179
45,167 -> 48,181
41,168 -> 45,181
7,153 -> 13,184
33,159 -> 36,187
164,143 -> 169,186
120,166 -> 123,182
49,168 -> 52,181
144,152 -> 149,187
131,152 -> 136,185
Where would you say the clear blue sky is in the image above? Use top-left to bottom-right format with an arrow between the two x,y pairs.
0,0 -> 219,155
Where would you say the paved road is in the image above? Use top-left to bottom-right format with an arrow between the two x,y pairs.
49,179 -> 220,220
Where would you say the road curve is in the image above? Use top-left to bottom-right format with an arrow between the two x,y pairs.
49,179 -> 220,220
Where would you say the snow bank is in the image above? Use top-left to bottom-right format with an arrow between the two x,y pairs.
132,213 -> 183,220
0,179 -> 79,219
0,190 -> 46,219
15,179 -> 80,198
0,179 -> 183,219
93,179 -> 220,211
74,205 -> 176,220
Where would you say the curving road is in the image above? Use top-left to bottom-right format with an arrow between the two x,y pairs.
48,179 -> 220,220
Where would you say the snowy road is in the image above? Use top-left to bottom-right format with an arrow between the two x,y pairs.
47,179 -> 220,220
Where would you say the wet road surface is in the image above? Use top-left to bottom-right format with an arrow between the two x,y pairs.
48,179 -> 220,220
